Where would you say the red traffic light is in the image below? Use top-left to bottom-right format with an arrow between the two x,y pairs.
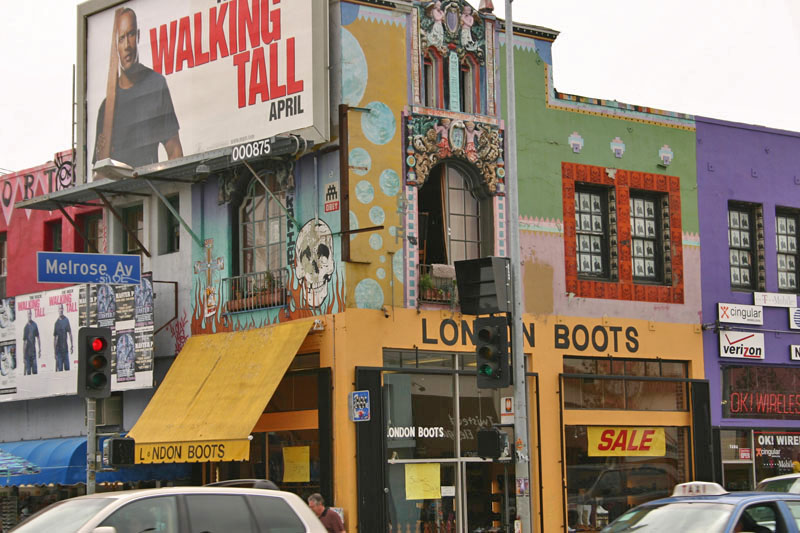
91,337 -> 107,352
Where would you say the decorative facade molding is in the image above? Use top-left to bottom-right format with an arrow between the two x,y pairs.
418,0 -> 486,64
405,112 -> 505,193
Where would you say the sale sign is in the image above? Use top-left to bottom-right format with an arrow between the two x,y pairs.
587,426 -> 666,457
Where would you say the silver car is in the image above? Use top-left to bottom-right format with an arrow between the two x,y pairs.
10,486 -> 327,533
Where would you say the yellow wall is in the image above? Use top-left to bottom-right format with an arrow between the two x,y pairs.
341,9 -> 408,309
325,309 -> 704,531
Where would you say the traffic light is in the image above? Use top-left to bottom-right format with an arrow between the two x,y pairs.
477,427 -> 507,459
103,437 -> 135,467
455,257 -> 511,315
78,327 -> 112,399
474,316 -> 510,389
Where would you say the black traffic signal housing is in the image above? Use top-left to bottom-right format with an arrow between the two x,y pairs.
474,316 -> 510,389
78,327 -> 112,399
103,437 -> 135,467
477,427 -> 507,459
455,257 -> 511,315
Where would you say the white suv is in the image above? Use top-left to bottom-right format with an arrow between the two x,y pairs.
10,486 -> 327,533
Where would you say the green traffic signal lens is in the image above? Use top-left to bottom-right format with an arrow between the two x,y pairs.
89,373 -> 108,388
478,364 -> 494,376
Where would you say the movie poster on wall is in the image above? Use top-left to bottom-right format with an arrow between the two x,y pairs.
80,273 -> 154,391
1,287 -> 81,402
0,297 -> 16,397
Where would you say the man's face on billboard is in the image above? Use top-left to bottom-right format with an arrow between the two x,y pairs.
27,310 -> 32,322
58,305 -> 64,318
116,10 -> 139,73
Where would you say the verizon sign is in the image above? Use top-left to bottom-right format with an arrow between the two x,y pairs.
717,303 -> 763,325
719,332 -> 765,359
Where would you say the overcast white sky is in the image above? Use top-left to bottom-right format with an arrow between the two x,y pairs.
1,0 -> 799,173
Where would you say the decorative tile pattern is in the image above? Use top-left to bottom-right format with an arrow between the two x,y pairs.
562,162 -> 685,304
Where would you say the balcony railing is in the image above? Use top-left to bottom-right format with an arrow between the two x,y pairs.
223,268 -> 289,313
418,264 -> 458,305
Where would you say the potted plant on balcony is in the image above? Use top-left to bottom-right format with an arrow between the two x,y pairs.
419,273 -> 435,300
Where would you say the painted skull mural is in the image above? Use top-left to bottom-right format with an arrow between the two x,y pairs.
294,219 -> 335,308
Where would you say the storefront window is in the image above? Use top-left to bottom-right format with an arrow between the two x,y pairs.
267,429 -> 320,494
386,463 -> 457,533
564,425 -> 688,531
385,373 -> 456,459
384,349 -> 455,369
458,375 -> 506,457
723,365 -> 800,419
563,357 -> 688,411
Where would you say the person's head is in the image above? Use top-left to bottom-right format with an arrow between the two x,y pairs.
307,493 -> 325,517
116,8 -> 140,73
58,304 -> 64,318
27,310 -> 32,322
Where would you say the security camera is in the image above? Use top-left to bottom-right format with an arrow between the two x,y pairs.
195,163 -> 210,179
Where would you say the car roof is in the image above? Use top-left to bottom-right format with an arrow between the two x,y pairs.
640,491 -> 800,507
759,473 -> 800,483
70,486 -> 296,502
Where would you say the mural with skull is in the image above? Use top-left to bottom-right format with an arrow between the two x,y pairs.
295,219 -> 336,308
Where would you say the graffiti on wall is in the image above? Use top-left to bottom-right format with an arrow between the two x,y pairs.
1,150 -> 75,225
166,309 -> 189,354
294,219 -> 335,308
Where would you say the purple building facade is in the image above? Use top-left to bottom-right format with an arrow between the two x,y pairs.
697,116 -> 800,490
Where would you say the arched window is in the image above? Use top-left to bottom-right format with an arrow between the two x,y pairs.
423,49 -> 444,108
239,172 -> 287,274
418,162 -> 491,266
459,54 -> 480,114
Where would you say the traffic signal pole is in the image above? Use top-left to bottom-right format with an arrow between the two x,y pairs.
87,397 -> 97,494
504,0 -> 533,531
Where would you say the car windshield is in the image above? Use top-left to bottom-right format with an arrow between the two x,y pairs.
10,498 -> 114,533
601,502 -> 733,533
757,478 -> 798,492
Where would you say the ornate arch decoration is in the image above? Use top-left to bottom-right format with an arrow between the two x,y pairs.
419,0 -> 486,65
405,113 -> 505,194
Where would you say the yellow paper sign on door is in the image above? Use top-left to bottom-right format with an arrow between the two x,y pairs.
405,463 -> 441,500
283,446 -> 310,482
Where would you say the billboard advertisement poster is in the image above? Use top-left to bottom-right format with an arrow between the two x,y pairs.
3,287 -> 81,402
0,297 -> 16,344
82,0 -> 329,182
81,273 -> 155,391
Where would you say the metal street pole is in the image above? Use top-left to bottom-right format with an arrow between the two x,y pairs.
504,0 -> 532,531
87,397 -> 97,494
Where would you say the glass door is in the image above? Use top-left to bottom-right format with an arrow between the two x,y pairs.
386,461 -> 458,533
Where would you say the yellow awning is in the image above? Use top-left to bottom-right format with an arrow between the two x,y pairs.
129,319 -> 314,464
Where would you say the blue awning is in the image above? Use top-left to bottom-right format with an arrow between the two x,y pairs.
0,437 -> 191,486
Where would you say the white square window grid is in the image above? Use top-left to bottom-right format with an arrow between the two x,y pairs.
630,195 -> 659,280
776,213 -> 799,291
575,190 -> 605,275
728,209 -> 755,289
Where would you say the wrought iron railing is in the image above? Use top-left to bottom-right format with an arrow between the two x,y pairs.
417,264 -> 458,305
222,268 -> 289,313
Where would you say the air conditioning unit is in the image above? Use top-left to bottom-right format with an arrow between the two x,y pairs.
96,395 -> 122,427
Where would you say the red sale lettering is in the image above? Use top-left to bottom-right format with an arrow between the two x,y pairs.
597,429 -> 614,451
639,429 -> 655,450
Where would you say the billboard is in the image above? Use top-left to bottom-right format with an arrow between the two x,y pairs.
79,0 -> 329,182
0,275 -> 154,402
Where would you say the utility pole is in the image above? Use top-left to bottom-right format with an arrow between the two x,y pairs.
87,397 -> 97,494
504,0 -> 532,531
